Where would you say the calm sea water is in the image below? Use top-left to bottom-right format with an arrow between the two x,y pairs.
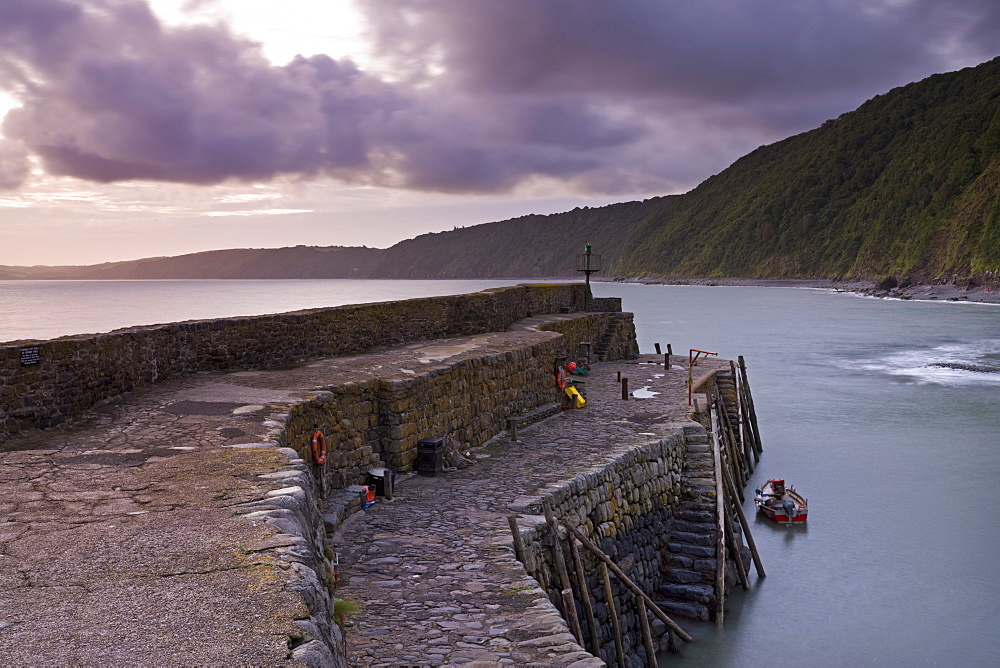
626,285 -> 1000,667
0,279 -> 555,342
2,280 -> 998,666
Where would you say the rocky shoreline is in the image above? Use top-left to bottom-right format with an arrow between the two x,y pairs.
604,277 -> 1000,305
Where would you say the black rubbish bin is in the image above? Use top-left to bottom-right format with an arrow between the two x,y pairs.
416,438 -> 445,476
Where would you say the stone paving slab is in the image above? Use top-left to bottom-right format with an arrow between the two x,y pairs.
332,355 -> 729,666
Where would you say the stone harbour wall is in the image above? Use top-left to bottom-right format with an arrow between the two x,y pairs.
278,311 -> 638,490
0,283 -> 595,443
230,310 -> 641,667
511,433 -> 688,665
0,283 -> 650,665
229,443 -> 348,667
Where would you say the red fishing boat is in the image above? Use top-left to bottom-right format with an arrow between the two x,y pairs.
754,479 -> 808,524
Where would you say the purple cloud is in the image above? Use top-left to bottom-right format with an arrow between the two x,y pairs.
0,0 -> 997,194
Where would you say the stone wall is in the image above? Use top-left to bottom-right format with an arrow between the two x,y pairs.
0,283 -> 595,442
0,284 -> 651,664
511,433 -> 688,666
229,443 -> 348,667
225,310 -> 641,667
277,311 -> 638,489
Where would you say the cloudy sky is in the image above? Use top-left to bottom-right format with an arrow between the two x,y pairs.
0,0 -> 998,266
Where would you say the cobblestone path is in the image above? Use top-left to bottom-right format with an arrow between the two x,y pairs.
334,356 -> 717,666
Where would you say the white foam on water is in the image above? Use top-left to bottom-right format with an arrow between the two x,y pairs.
836,338 -> 1000,386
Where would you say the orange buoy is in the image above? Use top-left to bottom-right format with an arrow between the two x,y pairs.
557,366 -> 569,389
311,430 -> 327,465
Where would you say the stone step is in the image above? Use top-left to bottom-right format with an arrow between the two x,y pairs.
666,553 -> 693,569
658,583 -> 714,604
684,479 -> 716,491
655,600 -> 709,623
671,531 -> 715,547
667,552 -> 718,571
672,519 -> 716,534
680,496 -> 716,507
677,510 -> 714,523
667,542 -> 715,559
664,569 -> 707,584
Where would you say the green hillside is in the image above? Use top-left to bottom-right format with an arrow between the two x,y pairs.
362,56 -> 999,284
359,198 -> 669,278
4,57 -> 997,286
618,57 -> 1000,282
0,246 -> 381,280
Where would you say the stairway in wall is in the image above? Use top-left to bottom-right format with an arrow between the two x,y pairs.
655,423 -> 719,622
714,369 -> 741,429
594,313 -> 631,362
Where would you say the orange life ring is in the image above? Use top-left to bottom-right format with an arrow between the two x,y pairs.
557,366 -> 569,389
311,430 -> 327,465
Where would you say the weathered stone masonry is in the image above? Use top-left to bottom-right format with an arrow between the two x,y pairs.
511,433 -> 689,663
0,284 -> 603,443
281,309 -> 639,504
2,283 -> 752,665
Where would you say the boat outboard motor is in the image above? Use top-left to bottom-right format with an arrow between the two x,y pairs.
782,498 -> 796,524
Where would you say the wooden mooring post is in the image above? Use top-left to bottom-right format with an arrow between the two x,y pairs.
638,598 -> 657,668
724,502 -> 750,591
729,360 -> 755,474
715,394 -> 746,495
600,562 -> 626,667
710,406 -> 726,627
507,515 -> 526,565
564,523 -> 693,643
720,461 -> 766,578
543,501 -> 584,644
738,356 -> 763,457
569,535 -> 601,656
